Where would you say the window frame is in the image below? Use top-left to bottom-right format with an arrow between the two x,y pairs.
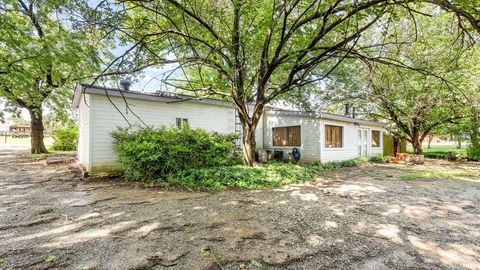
175,117 -> 189,129
324,124 -> 344,149
272,125 -> 302,147
371,130 -> 381,148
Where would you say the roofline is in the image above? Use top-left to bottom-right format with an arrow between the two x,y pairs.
72,83 -> 235,108
265,109 -> 385,127
72,84 -> 385,127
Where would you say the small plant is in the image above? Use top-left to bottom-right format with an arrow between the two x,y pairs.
369,155 -> 387,163
251,259 -> 269,270
44,255 -> 57,263
52,126 -> 78,151
199,247 -> 210,257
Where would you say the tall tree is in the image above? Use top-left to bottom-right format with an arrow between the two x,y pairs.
0,0 -> 107,153
313,11 -> 479,154
99,0 -> 479,165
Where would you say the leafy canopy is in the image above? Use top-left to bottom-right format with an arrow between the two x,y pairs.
0,0 -> 109,112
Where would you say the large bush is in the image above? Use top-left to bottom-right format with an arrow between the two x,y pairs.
51,126 -> 78,151
111,126 -> 241,182
466,145 -> 480,161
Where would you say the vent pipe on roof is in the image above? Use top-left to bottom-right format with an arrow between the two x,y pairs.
119,79 -> 131,91
344,103 -> 350,117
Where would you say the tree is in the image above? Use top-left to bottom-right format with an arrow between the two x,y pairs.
0,0 -> 107,153
97,0 -> 480,165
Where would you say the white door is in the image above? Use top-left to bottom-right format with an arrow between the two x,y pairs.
358,129 -> 368,157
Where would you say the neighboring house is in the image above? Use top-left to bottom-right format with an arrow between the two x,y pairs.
9,125 -> 31,134
73,84 -> 385,173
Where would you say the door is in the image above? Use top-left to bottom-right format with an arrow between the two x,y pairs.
358,129 -> 368,157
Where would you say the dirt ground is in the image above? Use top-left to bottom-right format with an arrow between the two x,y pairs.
1,149 -> 479,270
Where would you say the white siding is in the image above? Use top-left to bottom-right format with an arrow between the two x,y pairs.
87,94 -> 236,171
263,113 -> 321,163
77,94 -> 91,170
255,113 -> 264,150
320,121 -> 384,162
320,120 -> 359,162
76,90 -> 386,171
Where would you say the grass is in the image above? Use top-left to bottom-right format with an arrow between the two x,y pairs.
407,144 -> 467,159
0,135 -> 53,146
161,157 -> 368,191
400,169 -> 480,180
19,150 -> 76,159
400,171 -> 449,179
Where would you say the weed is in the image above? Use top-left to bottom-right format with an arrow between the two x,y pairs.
44,255 -> 57,263
251,259 -> 269,270
199,248 -> 210,257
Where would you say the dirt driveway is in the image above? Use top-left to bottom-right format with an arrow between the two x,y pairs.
1,149 -> 479,270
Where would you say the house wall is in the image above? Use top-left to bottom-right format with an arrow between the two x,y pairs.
254,114 -> 264,150
85,94 -> 237,173
263,113 -> 321,163
77,94 -> 91,170
320,120 -> 383,162
77,91 -> 385,172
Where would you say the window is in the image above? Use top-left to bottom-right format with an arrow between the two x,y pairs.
372,130 -> 381,147
175,118 -> 188,129
325,125 -> 343,148
273,126 -> 301,146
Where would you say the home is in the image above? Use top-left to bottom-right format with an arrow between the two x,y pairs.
73,83 -> 385,173
9,125 -> 31,134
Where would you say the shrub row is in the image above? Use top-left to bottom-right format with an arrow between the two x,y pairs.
111,126 -> 241,182
369,155 -> 387,163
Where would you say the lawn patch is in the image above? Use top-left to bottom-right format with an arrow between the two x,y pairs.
164,157 -> 368,191
19,150 -> 75,159
400,171 -> 448,180
400,169 -> 480,180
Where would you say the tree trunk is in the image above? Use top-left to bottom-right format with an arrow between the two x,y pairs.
411,136 -> 423,155
456,136 -> 462,149
427,135 -> 433,149
393,137 -> 399,156
242,126 -> 256,166
28,107 -> 48,154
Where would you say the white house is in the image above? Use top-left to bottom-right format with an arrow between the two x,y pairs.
73,84 -> 385,173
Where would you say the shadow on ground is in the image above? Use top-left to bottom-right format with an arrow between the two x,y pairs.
0,149 -> 479,269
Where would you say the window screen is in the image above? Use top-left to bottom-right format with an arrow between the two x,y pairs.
325,125 -> 343,148
272,126 -> 301,146
372,130 -> 381,147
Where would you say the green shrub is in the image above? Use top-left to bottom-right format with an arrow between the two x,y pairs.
51,126 -> 78,151
317,157 -> 368,169
111,126 -> 241,182
369,155 -> 387,163
466,145 -> 480,161
422,151 -> 466,160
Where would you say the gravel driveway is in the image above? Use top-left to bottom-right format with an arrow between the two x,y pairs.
0,149 -> 479,270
